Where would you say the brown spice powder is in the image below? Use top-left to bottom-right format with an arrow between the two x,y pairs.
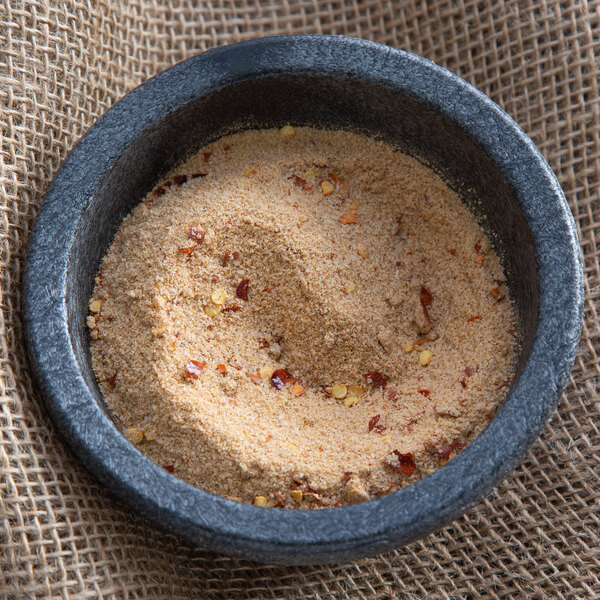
89,127 -> 517,508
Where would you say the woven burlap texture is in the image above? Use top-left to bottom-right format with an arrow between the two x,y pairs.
2,1 -> 599,598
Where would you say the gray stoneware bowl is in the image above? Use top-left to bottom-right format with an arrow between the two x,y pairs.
23,35 -> 583,565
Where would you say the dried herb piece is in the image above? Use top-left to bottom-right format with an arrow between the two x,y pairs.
271,369 -> 295,390
163,465 -> 175,473
185,359 -> 206,379
236,279 -> 250,301
385,450 -> 417,476
363,371 -> 387,389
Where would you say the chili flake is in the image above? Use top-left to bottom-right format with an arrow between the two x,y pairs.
363,371 -> 387,389
185,359 -> 206,379
271,369 -> 296,390
236,279 -> 250,301
385,450 -> 417,476
339,208 -> 360,224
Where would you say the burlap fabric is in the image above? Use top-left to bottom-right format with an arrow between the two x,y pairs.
2,1 -> 599,598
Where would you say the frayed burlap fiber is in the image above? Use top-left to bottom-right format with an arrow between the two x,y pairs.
1,1 -> 599,598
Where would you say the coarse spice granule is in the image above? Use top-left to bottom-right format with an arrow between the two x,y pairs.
89,127 -> 517,508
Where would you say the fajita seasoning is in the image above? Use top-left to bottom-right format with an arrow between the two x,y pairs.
89,127 -> 518,508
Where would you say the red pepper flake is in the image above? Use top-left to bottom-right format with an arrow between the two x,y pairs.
341,471 -> 353,481
164,181 -> 173,188
489,287 -> 501,298
368,414 -> 381,432
387,389 -> 398,402
394,216 -> 403,235
396,261 -> 405,267
464,365 -> 474,377
247,373 -> 261,385
216,364 -> 227,374
107,372 -> 118,388
460,378 -> 467,389
163,465 -> 175,473
474,255 -> 484,264
420,285 -> 433,306
420,285 -> 433,322
271,369 -> 296,390
375,483 -> 397,497
236,279 -> 250,301
185,359 -> 206,379
386,450 -> 417,476
222,305 -> 242,312
438,446 -> 452,463
223,144 -> 231,151
154,186 -> 166,197
188,225 -> 205,243
232,251 -> 240,260
222,250 -> 230,266
448,248 -> 456,256
363,371 -> 387,389
507,328 -> 517,336
467,315 -> 482,322
339,208 -> 360,224
329,172 -> 346,186
190,172 -> 207,179
202,152 -> 212,163
276,490 -> 286,506
452,439 -> 468,451
173,174 -> 188,185
417,388 -> 430,397
289,174 -> 311,191
265,434 -> 273,442
474,241 -> 481,253
179,246 -> 197,255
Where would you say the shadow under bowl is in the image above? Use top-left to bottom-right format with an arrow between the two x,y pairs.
23,35 -> 583,565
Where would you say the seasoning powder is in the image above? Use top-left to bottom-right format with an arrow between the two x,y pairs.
89,127 -> 517,508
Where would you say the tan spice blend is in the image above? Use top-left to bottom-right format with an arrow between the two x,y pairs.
89,127 -> 518,509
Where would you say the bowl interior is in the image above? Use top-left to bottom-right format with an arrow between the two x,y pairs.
69,74 -> 537,414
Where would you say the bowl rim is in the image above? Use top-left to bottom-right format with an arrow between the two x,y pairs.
23,34 -> 584,564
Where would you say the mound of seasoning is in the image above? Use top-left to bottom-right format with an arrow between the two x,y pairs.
89,127 -> 517,508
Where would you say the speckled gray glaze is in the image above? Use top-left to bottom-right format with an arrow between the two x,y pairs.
23,36 -> 583,565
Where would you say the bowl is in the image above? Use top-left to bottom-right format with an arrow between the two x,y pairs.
23,35 -> 583,565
